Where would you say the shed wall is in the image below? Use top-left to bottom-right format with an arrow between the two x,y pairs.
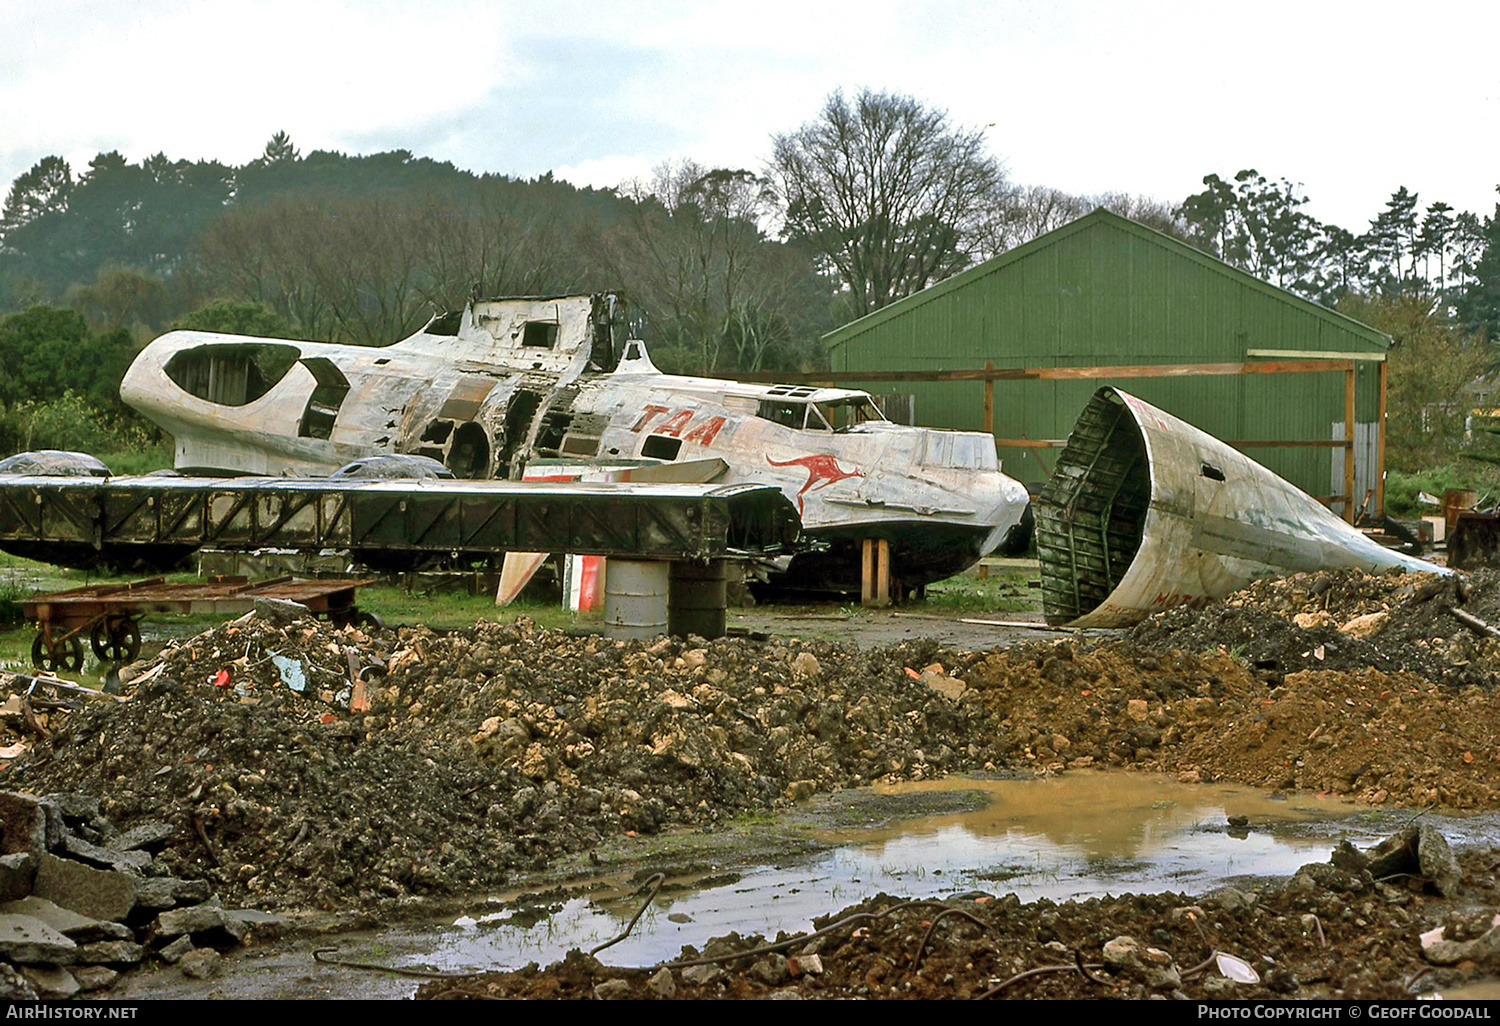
826,214 -> 1387,502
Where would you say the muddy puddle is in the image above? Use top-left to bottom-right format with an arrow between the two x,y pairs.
117,770 -> 1469,1000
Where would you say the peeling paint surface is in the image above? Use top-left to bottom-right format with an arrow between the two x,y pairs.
120,295 -> 1031,590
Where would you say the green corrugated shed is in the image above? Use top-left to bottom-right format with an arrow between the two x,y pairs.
822,209 -> 1390,504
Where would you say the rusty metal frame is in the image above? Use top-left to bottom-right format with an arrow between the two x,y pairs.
0,476 -> 801,568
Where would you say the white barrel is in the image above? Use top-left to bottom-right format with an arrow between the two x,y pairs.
602,559 -> 669,640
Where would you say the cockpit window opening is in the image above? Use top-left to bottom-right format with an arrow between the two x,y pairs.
424,310 -> 462,336
757,400 -> 808,429
815,397 -> 885,432
164,344 -> 300,407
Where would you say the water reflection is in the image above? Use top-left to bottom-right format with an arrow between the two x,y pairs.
415,772 -> 1382,973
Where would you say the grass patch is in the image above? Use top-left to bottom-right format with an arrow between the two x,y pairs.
357,583 -> 583,633
919,565 -> 1038,615
96,442 -> 175,477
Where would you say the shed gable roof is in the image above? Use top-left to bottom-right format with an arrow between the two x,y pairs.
820,208 -> 1391,353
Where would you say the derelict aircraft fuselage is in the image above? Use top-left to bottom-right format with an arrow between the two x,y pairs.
121,294 -> 1031,591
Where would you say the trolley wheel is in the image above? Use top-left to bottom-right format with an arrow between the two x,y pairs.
31,633 -> 85,673
90,619 -> 142,662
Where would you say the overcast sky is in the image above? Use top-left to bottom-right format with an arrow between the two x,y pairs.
3,0 -> 1497,233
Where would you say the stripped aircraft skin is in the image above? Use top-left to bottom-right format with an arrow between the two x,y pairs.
121,294 -> 1030,591
1036,387 -> 1445,627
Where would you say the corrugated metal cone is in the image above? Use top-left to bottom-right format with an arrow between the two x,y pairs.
1037,387 -> 1445,627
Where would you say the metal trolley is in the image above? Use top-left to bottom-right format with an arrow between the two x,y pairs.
21,576 -> 377,671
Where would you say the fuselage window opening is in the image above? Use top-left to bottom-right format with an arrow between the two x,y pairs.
642,435 -> 683,460
561,434 -> 601,457
297,358 -> 351,440
447,422 -> 491,479
522,322 -> 559,349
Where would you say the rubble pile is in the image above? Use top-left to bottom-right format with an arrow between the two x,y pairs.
1129,568 -> 1500,688
8,568 -> 1500,922
12,617 -> 1006,911
0,790 -> 270,999
415,834 -> 1500,1000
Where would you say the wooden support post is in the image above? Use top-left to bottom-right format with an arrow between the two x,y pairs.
1376,358 -> 1388,518
861,539 -> 874,607
983,360 -> 994,439
1344,367 -> 1356,524
861,538 -> 891,608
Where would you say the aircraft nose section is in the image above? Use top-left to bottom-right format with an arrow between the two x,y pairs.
981,474 -> 1034,556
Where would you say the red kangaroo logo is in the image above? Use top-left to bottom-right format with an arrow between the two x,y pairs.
767,454 -> 863,513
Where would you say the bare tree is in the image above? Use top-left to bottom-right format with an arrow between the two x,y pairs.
980,184 -> 1090,253
769,89 -> 1006,317
605,161 -> 824,373
979,185 -> 1188,255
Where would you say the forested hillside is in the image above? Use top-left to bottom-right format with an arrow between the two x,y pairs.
1,91 -> 1497,479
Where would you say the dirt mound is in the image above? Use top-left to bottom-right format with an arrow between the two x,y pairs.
11,617 -> 1007,911
950,640 -> 1500,810
14,568 -> 1500,917
1129,569 -> 1500,689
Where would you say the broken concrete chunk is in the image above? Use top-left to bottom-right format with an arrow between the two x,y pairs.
647,967 -> 676,998
177,947 -> 221,979
32,854 -> 137,922
113,822 -> 174,853
0,896 -> 128,942
0,913 -> 77,964
1102,935 -> 1142,968
786,952 -> 823,977
44,793 -> 101,823
1206,886 -> 1258,912
1368,824 -> 1461,898
1339,611 -> 1388,638
254,598 -> 312,625
134,876 -> 210,911
919,668 -> 967,700
681,963 -> 726,986
20,963 -> 78,998
592,978 -> 632,999
157,935 -> 195,964
0,853 -> 34,902
1417,826 -> 1462,898
71,965 -> 119,993
155,903 -> 249,948
0,792 -> 49,860
1420,919 -> 1500,965
59,834 -> 152,874
73,940 -> 145,966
